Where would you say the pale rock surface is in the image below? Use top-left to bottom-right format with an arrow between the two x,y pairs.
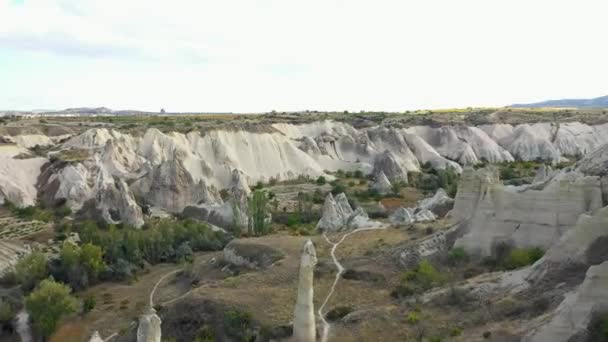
366,127 -> 420,171
532,163 -> 554,183
0,156 -> 47,207
523,261 -> 608,342
576,142 -> 608,176
417,188 -> 454,217
181,169 -> 250,231
372,150 -> 408,183
370,170 -> 392,194
12,134 -> 53,148
389,207 -> 414,226
88,331 -> 104,342
222,241 -> 284,269
137,308 -> 162,342
401,132 -> 462,173
398,222 -> 463,267
453,167 -> 603,256
498,124 -> 561,162
316,193 -> 354,232
292,240 -> 317,342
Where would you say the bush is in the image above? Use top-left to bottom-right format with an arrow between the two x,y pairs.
331,183 -> 346,195
315,176 -> 326,185
447,247 -> 469,266
504,247 -> 544,270
396,260 -> 446,296
15,252 -> 48,291
406,311 -> 420,325
353,170 -> 364,179
83,295 -> 96,314
223,309 -> 253,339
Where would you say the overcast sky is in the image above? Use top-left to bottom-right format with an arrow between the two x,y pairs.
1,0 -> 606,112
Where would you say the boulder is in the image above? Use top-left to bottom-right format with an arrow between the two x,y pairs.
389,207 -> 414,226
576,142 -> 608,176
292,240 -> 317,342
223,241 -> 284,269
417,188 -> 454,217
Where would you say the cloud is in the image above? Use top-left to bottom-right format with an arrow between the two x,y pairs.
0,0 -> 607,112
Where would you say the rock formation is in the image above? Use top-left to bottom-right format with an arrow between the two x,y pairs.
292,239 -> 317,342
2,120 -> 608,229
316,193 -> 354,232
370,170 -> 392,194
451,166 -> 603,256
181,168 -> 250,231
372,150 -> 408,183
137,308 -> 162,342
222,240 -> 284,269
88,331 -> 104,342
533,163 -> 554,183
523,261 -> 608,342
416,188 -> 454,217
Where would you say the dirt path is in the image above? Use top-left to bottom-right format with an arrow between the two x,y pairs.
149,269 -> 183,307
317,225 -> 387,342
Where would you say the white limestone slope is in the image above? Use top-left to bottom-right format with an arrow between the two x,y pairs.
292,240 -> 317,342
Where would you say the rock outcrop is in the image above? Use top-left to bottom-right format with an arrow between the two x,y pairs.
88,331 -> 104,342
316,193 -> 354,232
372,150 -> 408,183
370,170 -> 392,194
292,240 -> 317,342
222,240 -> 284,269
389,207 -> 436,226
452,167 -> 603,256
523,261 -> 608,342
137,308 -> 162,342
533,164 -> 554,183
417,188 -> 454,217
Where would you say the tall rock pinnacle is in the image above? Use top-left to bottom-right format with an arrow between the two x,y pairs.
293,239 -> 318,342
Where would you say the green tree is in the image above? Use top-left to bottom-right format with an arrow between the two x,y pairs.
248,190 -> 269,236
315,176 -> 326,185
26,278 -> 78,338
14,252 -> 48,291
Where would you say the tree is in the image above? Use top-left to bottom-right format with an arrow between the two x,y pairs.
248,190 -> 269,236
26,278 -> 78,338
315,176 -> 326,185
14,252 -> 48,291
59,242 -> 105,290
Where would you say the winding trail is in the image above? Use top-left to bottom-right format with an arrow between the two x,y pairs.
149,269 -> 182,307
317,225 -> 387,342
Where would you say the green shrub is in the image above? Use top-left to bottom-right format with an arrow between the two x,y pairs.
15,252 -> 48,291
26,278 -> 78,338
406,311 -> 420,325
395,260 -> 446,297
504,247 -> 544,270
450,327 -> 463,337
331,183 -> 346,195
447,247 -> 469,266
83,295 -> 96,314
315,176 -> 326,185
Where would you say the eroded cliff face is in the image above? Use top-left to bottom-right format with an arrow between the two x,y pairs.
2,119 -> 608,229
452,166 -> 603,256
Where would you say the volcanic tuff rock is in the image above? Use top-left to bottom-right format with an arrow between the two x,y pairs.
3,119 -> 608,228
222,241 -> 284,269
389,207 -> 436,226
416,188 -> 454,217
452,166 -> 603,256
372,150 -> 408,183
523,261 -> 608,342
316,193 -> 354,231
533,163 -> 554,183
137,308 -> 162,342
370,170 -> 392,194
88,331 -> 104,342
292,240 -> 317,342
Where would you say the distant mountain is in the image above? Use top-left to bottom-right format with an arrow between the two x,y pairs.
511,95 -> 608,108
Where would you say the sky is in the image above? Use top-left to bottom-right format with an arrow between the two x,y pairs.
0,0 -> 607,113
